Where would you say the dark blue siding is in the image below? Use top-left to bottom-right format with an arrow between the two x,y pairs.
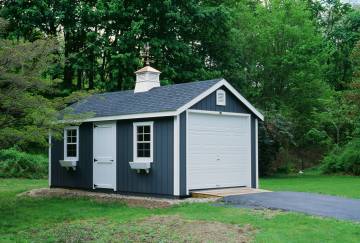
117,117 -> 174,195
51,123 -> 93,189
179,112 -> 187,196
185,86 -> 258,189
51,118 -> 174,195
251,118 -> 256,188
191,87 -> 250,113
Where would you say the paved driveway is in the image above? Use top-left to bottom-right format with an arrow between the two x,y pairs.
223,191 -> 360,222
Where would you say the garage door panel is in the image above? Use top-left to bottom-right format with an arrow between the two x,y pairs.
188,112 -> 251,190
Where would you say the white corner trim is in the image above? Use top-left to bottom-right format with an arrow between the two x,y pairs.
173,115 -> 180,196
133,121 -> 154,163
255,119 -> 259,189
185,110 -> 189,195
177,79 -> 264,121
248,116 -> 252,188
48,131 -> 51,187
64,126 -> 79,161
188,109 -> 251,117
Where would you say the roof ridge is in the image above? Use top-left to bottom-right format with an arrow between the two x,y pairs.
93,78 -> 223,96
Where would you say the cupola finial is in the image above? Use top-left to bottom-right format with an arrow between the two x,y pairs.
134,43 -> 161,93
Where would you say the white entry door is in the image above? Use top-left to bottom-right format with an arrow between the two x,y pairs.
93,122 -> 117,190
187,111 -> 251,190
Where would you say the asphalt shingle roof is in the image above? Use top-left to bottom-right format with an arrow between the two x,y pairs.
66,78 -> 222,118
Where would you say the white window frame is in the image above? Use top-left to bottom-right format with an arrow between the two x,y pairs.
216,89 -> 226,106
133,121 -> 154,162
64,126 -> 79,161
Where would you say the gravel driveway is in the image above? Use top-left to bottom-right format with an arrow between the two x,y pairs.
223,191 -> 360,222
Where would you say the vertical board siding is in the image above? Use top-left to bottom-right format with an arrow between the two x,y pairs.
186,86 -> 257,189
117,117 -> 174,195
191,86 -> 250,113
51,123 -> 93,189
179,112 -> 187,196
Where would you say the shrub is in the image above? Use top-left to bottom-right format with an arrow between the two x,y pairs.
321,138 -> 360,176
0,148 -> 47,179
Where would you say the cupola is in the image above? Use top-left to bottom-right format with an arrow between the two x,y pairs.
134,65 -> 161,93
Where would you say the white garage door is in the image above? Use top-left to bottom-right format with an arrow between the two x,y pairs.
188,111 -> 251,190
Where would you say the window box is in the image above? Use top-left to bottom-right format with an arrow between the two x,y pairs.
129,161 -> 151,174
59,160 -> 77,171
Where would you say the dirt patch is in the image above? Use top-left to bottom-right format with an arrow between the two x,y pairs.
251,208 -> 281,219
128,215 -> 255,242
19,188 -> 217,208
28,215 -> 255,242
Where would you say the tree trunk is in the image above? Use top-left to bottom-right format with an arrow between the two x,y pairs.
63,31 -> 73,89
88,69 -> 94,90
100,51 -> 106,84
88,51 -> 95,89
77,69 -> 82,90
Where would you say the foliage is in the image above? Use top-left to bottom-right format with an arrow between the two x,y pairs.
321,138 -> 360,175
258,111 -> 295,176
0,25 -> 92,151
0,148 -> 47,179
315,39 -> 360,176
0,37 -> 59,151
0,1 -> 360,174
0,0 -> 231,90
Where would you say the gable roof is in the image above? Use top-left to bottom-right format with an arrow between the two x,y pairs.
64,78 -> 264,122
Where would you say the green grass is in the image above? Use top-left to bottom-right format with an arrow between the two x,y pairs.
260,174 -> 360,199
0,178 -> 359,242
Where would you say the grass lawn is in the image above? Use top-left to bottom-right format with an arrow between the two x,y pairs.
260,174 -> 360,199
0,178 -> 359,242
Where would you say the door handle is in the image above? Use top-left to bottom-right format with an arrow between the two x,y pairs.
94,158 -> 98,162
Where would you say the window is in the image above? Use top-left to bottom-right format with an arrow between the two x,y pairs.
64,126 -> 79,160
216,89 -> 226,106
133,122 -> 153,162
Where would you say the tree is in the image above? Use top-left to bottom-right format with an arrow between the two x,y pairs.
0,37 -> 58,151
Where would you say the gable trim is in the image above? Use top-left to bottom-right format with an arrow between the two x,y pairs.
176,79 -> 264,121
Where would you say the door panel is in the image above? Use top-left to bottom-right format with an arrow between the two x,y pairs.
188,112 -> 251,190
93,122 -> 117,190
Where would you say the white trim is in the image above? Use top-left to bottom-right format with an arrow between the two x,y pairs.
74,111 -> 177,123
176,79 -> 264,121
185,110 -> 189,195
216,89 -> 226,106
64,126 -> 79,161
255,119 -> 259,189
173,115 -> 180,196
133,121 -> 154,163
48,131 -> 51,187
248,116 -> 252,187
188,109 -> 251,117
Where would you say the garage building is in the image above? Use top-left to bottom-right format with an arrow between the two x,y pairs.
50,65 -> 264,197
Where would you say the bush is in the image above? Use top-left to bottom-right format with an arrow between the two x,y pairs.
0,148 -> 48,179
321,138 -> 360,176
